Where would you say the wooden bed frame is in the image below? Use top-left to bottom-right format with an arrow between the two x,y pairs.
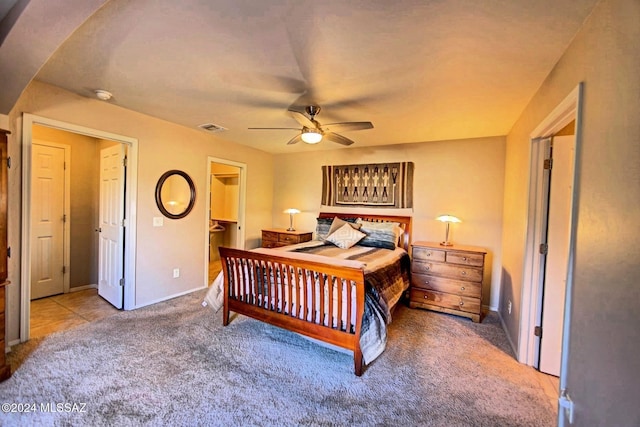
219,213 -> 411,376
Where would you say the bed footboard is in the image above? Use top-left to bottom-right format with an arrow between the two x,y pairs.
219,247 -> 366,376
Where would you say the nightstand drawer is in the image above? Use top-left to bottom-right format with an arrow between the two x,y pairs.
279,233 -> 301,244
262,229 -> 313,248
412,246 -> 446,262
411,273 -> 481,298
446,252 -> 484,267
410,288 -> 480,315
412,260 -> 483,282
262,231 -> 279,241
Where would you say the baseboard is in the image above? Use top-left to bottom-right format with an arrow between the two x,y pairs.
69,284 -> 97,292
498,310 -> 519,359
133,285 -> 207,310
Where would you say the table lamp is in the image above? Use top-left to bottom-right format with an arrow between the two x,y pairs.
284,208 -> 300,231
436,215 -> 461,246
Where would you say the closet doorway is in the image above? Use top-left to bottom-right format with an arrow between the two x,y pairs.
205,157 -> 246,286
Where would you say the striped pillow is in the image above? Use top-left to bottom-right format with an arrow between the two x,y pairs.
356,219 -> 403,250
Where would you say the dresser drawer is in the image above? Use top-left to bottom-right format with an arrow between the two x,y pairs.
412,260 -> 483,282
411,273 -> 481,298
412,246 -> 445,262
446,251 -> 484,267
410,288 -> 480,315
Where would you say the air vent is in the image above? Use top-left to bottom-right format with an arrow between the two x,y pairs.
198,123 -> 227,133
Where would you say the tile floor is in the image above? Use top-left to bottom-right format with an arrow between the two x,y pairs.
30,288 -> 119,339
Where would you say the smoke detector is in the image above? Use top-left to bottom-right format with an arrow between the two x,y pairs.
198,123 -> 227,133
94,89 -> 113,101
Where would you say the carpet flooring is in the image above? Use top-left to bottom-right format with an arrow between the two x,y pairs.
0,289 -> 556,426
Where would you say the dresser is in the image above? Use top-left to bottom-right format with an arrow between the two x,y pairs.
0,129 -> 11,381
410,241 -> 486,323
261,229 -> 313,248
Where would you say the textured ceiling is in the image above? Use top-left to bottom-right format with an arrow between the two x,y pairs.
23,0 -> 599,153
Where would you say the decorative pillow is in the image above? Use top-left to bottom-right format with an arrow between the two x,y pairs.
315,216 -> 358,240
325,223 -> 366,249
355,219 -> 403,250
328,216 -> 362,236
315,217 -> 334,240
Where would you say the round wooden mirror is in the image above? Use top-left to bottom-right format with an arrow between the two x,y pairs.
155,170 -> 196,219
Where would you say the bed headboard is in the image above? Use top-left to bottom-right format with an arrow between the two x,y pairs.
318,212 -> 412,251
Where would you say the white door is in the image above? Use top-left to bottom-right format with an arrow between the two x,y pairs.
98,144 -> 125,309
539,135 -> 575,376
30,144 -> 66,299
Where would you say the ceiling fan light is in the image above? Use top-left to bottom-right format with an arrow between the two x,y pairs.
301,129 -> 322,144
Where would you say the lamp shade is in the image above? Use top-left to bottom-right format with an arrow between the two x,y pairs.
283,208 -> 300,215
300,129 -> 322,144
435,215 -> 461,223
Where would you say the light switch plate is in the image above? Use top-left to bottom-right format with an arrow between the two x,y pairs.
153,217 -> 163,227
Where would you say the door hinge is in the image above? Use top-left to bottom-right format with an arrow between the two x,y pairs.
559,389 -> 575,424
534,326 -> 542,337
119,278 -> 125,287
63,214 -> 67,223
539,243 -> 548,255
544,158 -> 553,170
6,157 -> 10,168
62,265 -> 66,274
6,247 -> 10,258
122,157 -> 128,167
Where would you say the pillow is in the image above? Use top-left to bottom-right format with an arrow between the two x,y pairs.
315,216 -> 359,240
314,217 -> 334,240
355,219 -> 404,250
327,216 -> 362,236
325,223 -> 366,249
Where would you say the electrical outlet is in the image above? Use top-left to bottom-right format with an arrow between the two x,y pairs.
173,268 -> 180,278
508,300 -> 512,315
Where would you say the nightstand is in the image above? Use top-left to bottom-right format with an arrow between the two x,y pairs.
409,241 -> 487,323
261,229 -> 313,248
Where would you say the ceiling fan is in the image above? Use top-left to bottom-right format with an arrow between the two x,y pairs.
249,105 -> 373,146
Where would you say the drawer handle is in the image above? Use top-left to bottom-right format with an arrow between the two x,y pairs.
462,257 -> 468,261
459,300 -> 464,306
460,271 -> 467,276
424,281 -> 430,285
460,286 -> 465,291
426,252 -> 431,257
424,295 -> 430,300
425,266 -> 430,271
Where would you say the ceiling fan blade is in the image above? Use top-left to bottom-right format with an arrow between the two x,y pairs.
322,122 -> 374,133
288,109 -> 316,128
286,134 -> 303,145
248,127 -> 300,130
324,132 -> 355,146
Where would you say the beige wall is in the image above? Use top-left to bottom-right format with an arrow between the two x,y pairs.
32,125 -> 100,288
272,136 -> 505,309
501,0 -> 640,424
5,80 -> 274,342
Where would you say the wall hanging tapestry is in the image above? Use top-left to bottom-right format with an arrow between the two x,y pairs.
321,162 -> 414,208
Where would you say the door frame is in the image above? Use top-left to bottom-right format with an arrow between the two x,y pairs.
31,140 -> 72,295
204,156 -> 246,287
20,114 -> 139,342
519,83 -> 582,369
